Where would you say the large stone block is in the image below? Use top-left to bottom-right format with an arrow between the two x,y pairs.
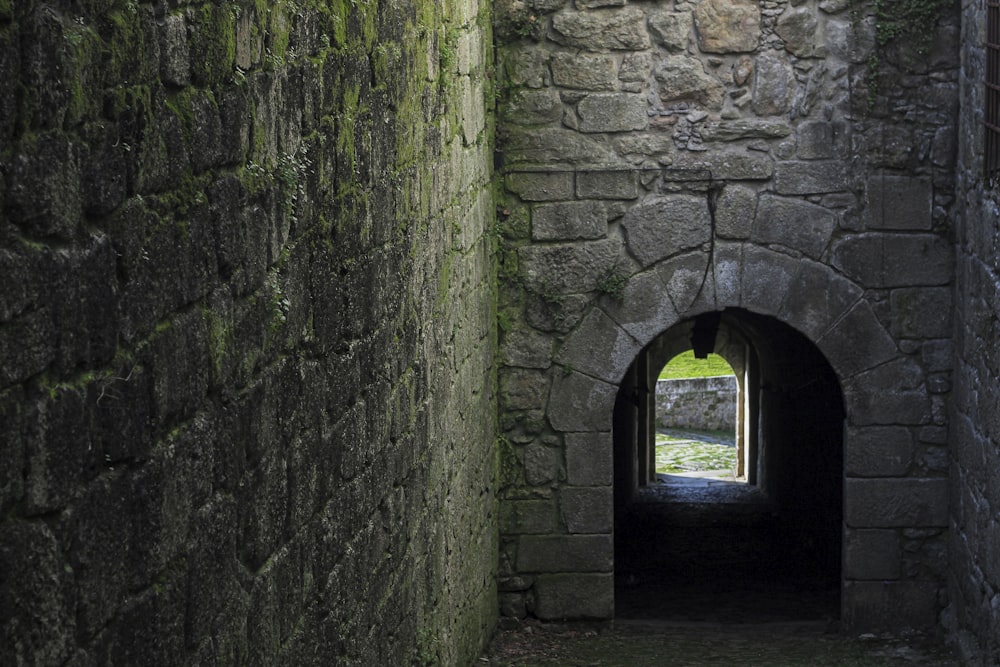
845,426 -> 914,477
548,371 -> 617,432
777,259 -> 863,340
715,185 -> 757,238
648,10 -> 693,51
500,368 -> 550,410
740,246 -> 800,316
565,432 -> 613,485
844,529 -> 902,580
503,88 -> 563,126
576,93 -> 648,133
560,486 -> 613,533
517,534 -> 613,572
599,269 -> 679,344
843,580 -> 940,632
532,200 -> 607,241
502,498 -> 558,534
533,573 -> 614,619
657,251 -> 716,314
845,478 -> 948,528
501,328 -> 555,369
831,233 -> 953,288
843,357 -> 933,425
654,56 -> 726,109
519,239 -> 623,293
672,153 -> 774,181
551,7 -> 650,50
577,170 -> 639,200
753,195 -> 837,259
622,194 -> 712,267
773,160 -> 848,194
503,128 -> 618,165
816,301 -> 898,378
555,308 -> 642,384
507,171 -> 575,201
864,174 -> 933,230
775,7 -> 819,57
889,287 -> 953,339
693,0 -> 760,53
752,53 -> 793,116
550,52 -> 618,90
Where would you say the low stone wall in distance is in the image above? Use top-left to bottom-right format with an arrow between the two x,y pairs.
656,376 -> 737,432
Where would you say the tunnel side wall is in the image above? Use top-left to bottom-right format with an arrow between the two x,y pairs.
0,0 -> 497,664
949,2 -> 1000,663
495,0 -> 957,630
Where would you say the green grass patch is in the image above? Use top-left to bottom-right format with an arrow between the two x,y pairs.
658,351 -> 733,380
655,431 -> 736,474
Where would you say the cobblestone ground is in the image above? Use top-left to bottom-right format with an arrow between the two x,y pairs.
481,618 -> 958,666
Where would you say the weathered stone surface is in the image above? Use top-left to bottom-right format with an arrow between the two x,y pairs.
516,534 -> 613,572
600,269 -> 679,343
831,234 -> 953,288
548,371 -> 617,432
654,56 -> 726,109
504,128 -> 618,164
673,153 -> 774,181
504,88 -> 564,125
693,0 -> 761,53
533,573 -> 614,619
846,479 -> 948,528
621,195 -> 712,266
551,7 -> 650,51
577,170 -> 638,199
565,432 -> 613,485
772,160 -> 848,194
648,10 -> 693,51
519,239 -> 623,293
502,499 -> 557,534
775,7 -> 819,57
502,328 -> 556,368
843,357 -> 933,425
740,246 -> 801,316
525,442 -> 562,485
555,308 -> 642,384
656,250 -> 716,314
845,426 -> 915,477
797,121 -> 847,160
501,368 -> 550,410
843,581 -> 941,632
576,0 -> 624,7
508,171 -> 576,201
715,185 -> 757,238
890,287 -> 953,339
817,301 -> 898,378
778,259 -> 863,340
560,487 -> 613,533
503,47 -> 550,89
844,529 -> 902,580
699,120 -> 793,141
752,53 -> 794,116
753,194 -> 837,258
576,93 -> 648,133
532,200 -> 607,241
864,174 -> 933,230
551,52 -> 618,90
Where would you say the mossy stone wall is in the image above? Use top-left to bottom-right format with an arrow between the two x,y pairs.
0,0 -> 497,664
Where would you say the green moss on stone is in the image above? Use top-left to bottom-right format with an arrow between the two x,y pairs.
189,2 -> 236,85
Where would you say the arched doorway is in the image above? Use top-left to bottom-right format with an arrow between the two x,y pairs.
613,309 -> 845,621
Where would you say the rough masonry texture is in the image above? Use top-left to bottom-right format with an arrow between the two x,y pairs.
0,0 -> 496,664
495,0 -> 959,638
655,376 -> 736,432
3,0 -> 1000,663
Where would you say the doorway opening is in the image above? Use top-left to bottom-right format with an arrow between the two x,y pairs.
614,309 -> 845,624
655,350 -> 740,485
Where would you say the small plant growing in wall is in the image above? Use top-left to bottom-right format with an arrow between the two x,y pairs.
494,0 -> 539,42
596,267 -> 629,299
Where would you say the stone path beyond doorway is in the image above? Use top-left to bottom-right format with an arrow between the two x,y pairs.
480,619 -> 958,666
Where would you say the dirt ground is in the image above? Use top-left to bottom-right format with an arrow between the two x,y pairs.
480,618 -> 958,666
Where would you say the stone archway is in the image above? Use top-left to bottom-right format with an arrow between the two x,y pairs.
501,243 -> 947,631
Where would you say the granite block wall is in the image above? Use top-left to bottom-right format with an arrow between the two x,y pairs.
0,0 -> 497,664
